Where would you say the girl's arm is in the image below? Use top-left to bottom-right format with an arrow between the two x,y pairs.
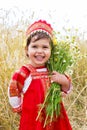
8,66 -> 30,113
8,71 -> 23,113
51,71 -> 73,94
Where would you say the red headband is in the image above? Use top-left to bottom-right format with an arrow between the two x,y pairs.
26,20 -> 53,38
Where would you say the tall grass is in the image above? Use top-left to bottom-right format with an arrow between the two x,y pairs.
0,9 -> 87,130
0,11 -> 27,129
64,40 -> 87,130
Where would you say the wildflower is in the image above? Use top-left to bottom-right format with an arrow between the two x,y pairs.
52,37 -> 58,45
63,60 -> 66,63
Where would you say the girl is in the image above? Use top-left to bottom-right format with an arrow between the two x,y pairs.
8,20 -> 72,130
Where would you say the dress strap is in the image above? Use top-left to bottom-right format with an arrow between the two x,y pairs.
24,64 -> 36,72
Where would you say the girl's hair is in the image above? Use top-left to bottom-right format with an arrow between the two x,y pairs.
26,32 -> 52,47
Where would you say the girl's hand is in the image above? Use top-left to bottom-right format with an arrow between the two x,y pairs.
51,71 -> 71,93
51,71 -> 64,84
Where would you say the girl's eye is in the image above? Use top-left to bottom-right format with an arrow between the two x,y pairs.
43,46 -> 49,48
32,45 -> 37,48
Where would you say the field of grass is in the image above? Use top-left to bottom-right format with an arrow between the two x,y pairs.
0,9 -> 87,130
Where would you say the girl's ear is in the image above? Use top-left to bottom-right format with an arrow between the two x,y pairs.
25,46 -> 29,57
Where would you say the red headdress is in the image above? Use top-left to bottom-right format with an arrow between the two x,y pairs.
26,20 -> 53,38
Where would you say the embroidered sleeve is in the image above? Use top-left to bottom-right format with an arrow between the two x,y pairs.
61,73 -> 73,94
8,66 -> 30,113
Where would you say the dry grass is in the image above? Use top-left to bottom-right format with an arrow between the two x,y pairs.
0,9 -> 87,130
63,41 -> 87,130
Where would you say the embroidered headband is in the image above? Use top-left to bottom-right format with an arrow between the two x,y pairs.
26,20 -> 53,38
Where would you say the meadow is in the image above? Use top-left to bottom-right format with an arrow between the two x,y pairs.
0,9 -> 87,130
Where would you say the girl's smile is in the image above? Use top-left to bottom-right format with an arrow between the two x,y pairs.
27,38 -> 51,67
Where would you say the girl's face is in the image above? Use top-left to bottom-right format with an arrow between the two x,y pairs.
27,38 -> 51,67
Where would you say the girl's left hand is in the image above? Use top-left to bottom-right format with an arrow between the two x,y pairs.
51,71 -> 71,93
51,71 -> 63,84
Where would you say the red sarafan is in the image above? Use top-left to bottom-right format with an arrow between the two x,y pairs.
19,65 -> 72,130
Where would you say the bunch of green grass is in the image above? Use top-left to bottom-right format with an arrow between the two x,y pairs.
36,33 -> 76,127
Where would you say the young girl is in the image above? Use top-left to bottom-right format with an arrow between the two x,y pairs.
8,20 -> 72,130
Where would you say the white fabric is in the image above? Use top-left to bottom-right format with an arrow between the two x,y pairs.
36,68 -> 47,72
8,88 -> 22,108
9,97 -> 22,108
22,75 -> 32,93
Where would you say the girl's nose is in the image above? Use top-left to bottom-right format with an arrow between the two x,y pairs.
37,48 -> 43,53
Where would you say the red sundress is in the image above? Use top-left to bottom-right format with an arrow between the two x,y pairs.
18,65 -> 72,130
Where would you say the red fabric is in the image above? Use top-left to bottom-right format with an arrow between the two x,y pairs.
9,66 -> 30,98
18,65 -> 72,130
